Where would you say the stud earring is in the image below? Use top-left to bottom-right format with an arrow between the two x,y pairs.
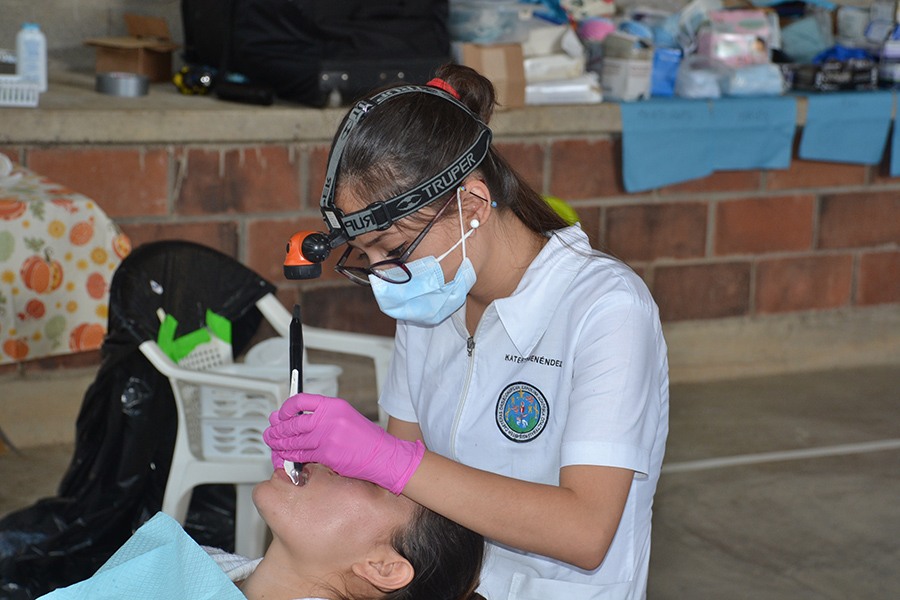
490,201 -> 497,208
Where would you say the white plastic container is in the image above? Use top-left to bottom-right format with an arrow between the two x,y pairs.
16,23 -> 47,92
0,75 -> 40,107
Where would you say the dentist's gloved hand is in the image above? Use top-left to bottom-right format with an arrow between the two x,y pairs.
264,393 -> 425,495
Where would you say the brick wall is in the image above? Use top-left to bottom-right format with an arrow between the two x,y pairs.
2,133 -> 899,374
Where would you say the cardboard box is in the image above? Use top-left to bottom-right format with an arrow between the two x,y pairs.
453,42 -> 526,109
84,14 -> 179,82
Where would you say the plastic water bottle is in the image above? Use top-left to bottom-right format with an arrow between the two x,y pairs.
16,23 -> 47,92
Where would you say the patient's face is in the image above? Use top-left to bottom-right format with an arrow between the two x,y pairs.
253,463 -> 416,567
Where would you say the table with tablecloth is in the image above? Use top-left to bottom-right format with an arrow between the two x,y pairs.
0,164 -> 131,364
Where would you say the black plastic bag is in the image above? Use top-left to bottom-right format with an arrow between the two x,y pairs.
0,241 -> 276,599
230,0 -> 450,106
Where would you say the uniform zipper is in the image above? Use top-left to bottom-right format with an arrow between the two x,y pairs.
449,334 -> 476,459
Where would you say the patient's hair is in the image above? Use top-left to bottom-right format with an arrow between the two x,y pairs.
387,505 -> 484,600
343,504 -> 485,600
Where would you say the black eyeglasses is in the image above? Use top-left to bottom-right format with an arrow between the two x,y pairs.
335,192 -> 459,286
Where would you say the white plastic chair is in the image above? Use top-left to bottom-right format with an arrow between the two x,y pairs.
141,293 -> 394,558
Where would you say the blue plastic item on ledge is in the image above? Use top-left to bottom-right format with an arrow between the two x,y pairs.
651,48 -> 682,97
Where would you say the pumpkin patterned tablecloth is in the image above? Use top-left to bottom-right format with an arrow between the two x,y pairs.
0,166 -> 131,364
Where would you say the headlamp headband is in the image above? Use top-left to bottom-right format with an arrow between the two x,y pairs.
319,84 -> 493,247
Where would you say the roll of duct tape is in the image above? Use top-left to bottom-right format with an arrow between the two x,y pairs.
95,72 -> 149,97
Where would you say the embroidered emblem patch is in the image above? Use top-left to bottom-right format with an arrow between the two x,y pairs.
496,381 -> 549,442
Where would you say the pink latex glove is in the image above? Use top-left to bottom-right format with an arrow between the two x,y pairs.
264,393 -> 425,495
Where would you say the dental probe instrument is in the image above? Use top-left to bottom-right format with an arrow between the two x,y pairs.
284,304 -> 304,485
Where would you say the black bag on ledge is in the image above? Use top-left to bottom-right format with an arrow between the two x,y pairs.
183,0 -> 451,107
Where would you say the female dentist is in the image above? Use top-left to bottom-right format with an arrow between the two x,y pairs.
265,64 -> 669,600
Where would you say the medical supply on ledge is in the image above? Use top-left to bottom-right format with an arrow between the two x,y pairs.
602,31 -> 653,101
448,0 -> 533,44
0,74 -> 39,107
0,23 -> 45,107
96,71 -> 150,97
16,23 -> 47,92
525,53 -> 587,82
695,9 -> 771,68
526,72 -> 602,104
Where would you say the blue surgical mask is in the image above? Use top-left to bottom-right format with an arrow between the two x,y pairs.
369,195 -> 477,326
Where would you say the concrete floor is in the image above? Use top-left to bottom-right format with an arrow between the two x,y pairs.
2,363 -> 898,598
649,364 -> 900,600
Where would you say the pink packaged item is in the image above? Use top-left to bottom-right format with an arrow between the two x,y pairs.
696,9 -> 771,67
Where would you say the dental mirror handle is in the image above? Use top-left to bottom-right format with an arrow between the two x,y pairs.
285,304 -> 304,484
290,303 -> 303,396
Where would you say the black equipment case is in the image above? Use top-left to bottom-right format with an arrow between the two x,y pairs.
181,0 -> 451,107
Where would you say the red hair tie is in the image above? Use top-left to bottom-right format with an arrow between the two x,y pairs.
426,77 -> 460,99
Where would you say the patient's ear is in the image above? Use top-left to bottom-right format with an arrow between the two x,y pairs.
351,548 -> 414,592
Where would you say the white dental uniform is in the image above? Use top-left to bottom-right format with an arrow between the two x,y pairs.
379,226 -> 669,600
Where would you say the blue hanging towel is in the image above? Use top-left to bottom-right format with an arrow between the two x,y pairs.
800,91 -> 895,165
709,96 -> 797,171
620,98 -> 715,192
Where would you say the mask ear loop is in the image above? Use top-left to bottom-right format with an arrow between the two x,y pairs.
457,186 -> 468,260
436,186 -> 475,263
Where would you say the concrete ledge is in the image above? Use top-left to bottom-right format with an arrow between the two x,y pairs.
1,71 -> 619,144
1,70 -> 812,145
3,307 -> 898,449
665,305 -> 900,383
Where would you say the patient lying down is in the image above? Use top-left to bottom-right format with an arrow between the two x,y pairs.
39,463 -> 484,600
231,462 -> 485,600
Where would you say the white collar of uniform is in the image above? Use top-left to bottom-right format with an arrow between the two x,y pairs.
492,225 -> 592,356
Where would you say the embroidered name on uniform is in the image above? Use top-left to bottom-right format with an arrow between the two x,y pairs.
496,382 -> 549,442
504,354 -> 563,368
